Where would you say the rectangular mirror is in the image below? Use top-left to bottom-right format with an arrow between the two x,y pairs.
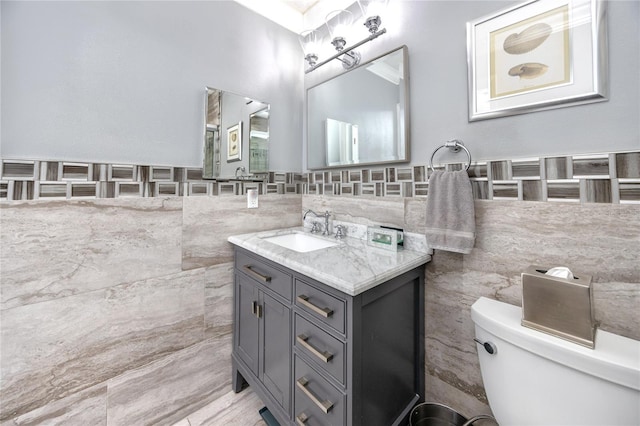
307,46 -> 410,169
203,87 -> 269,179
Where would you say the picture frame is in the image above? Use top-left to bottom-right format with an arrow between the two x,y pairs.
467,0 -> 607,121
226,122 -> 242,162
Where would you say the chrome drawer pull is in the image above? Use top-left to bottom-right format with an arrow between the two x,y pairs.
295,412 -> 309,425
242,265 -> 272,283
297,334 -> 334,363
297,295 -> 333,318
296,377 -> 334,413
251,301 -> 262,318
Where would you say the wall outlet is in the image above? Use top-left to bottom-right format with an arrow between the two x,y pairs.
247,189 -> 258,209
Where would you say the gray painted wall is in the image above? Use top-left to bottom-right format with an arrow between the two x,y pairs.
2,1 -> 638,173
1,1 -> 303,172
303,0 -> 639,168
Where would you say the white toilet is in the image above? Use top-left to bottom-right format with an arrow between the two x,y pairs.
471,297 -> 640,426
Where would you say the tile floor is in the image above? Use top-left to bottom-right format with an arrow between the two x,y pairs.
172,388 -> 267,426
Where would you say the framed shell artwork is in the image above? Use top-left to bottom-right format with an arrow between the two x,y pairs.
467,0 -> 608,121
227,122 -> 242,162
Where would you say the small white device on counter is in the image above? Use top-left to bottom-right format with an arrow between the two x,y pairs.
366,226 -> 404,252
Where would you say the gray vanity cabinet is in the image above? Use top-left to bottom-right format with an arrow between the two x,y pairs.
232,247 -> 425,426
233,250 -> 292,418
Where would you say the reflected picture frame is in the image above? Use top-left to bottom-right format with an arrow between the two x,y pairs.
467,0 -> 607,121
227,122 -> 242,162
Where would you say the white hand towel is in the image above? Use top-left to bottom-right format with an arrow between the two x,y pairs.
425,170 -> 476,254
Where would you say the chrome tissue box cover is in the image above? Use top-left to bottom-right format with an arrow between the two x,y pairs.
521,266 -> 597,348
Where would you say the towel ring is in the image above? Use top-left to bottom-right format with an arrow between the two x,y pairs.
429,140 -> 472,172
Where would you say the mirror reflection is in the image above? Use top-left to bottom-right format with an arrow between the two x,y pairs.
249,107 -> 269,173
307,46 -> 410,169
203,87 -> 269,179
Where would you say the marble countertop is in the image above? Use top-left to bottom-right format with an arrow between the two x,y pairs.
228,227 -> 431,296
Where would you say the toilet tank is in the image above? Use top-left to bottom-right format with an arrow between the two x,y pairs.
471,297 -> 640,426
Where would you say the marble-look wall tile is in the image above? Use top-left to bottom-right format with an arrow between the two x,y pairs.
583,179 -> 612,203
616,152 -> 640,178
468,201 -> 640,291
0,198 -> 183,309
302,195 -> 405,230
592,281 -> 640,340
572,155 -> 610,178
182,195 -> 301,270
3,150 -> 638,203
404,197 -> 428,234
547,180 -> 580,201
471,181 -> 489,200
1,383 -> 107,426
467,163 -> 488,179
522,180 -> 543,201
544,157 -> 570,179
489,161 -> 511,181
425,200 -> 640,418
107,336 -> 232,426
0,269 -> 204,421
511,158 -> 541,179
205,262 -> 234,339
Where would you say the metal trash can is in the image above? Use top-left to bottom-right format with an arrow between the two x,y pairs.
410,402 -> 468,426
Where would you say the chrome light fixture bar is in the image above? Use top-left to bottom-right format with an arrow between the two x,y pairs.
300,0 -> 389,74
303,28 -> 386,74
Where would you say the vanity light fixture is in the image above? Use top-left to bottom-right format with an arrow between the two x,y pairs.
357,0 -> 389,33
300,3 -> 387,74
299,29 -> 321,67
325,9 -> 361,70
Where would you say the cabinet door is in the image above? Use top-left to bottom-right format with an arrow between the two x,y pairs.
235,274 -> 260,376
262,292 -> 291,412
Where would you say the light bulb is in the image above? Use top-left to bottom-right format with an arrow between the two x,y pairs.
326,9 -> 354,51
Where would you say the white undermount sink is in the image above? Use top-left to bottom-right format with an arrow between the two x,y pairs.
262,232 -> 340,253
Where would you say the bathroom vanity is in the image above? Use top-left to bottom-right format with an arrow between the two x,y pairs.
228,228 -> 430,426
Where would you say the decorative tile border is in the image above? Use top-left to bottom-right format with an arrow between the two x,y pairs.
1,150 -> 639,203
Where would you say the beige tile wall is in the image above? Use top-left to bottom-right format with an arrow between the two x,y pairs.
1,161 -> 638,424
303,195 -> 640,419
0,195 -> 302,425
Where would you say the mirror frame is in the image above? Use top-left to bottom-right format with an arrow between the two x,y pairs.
203,87 -> 221,179
306,45 -> 410,170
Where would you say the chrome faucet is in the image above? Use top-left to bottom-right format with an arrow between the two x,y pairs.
303,209 -> 330,236
235,166 -> 246,179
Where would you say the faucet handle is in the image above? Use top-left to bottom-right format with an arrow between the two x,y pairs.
334,225 -> 346,239
310,222 -> 321,234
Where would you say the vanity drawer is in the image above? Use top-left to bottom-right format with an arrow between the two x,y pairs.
236,250 -> 292,301
294,314 -> 345,385
294,356 -> 345,426
295,279 -> 346,334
